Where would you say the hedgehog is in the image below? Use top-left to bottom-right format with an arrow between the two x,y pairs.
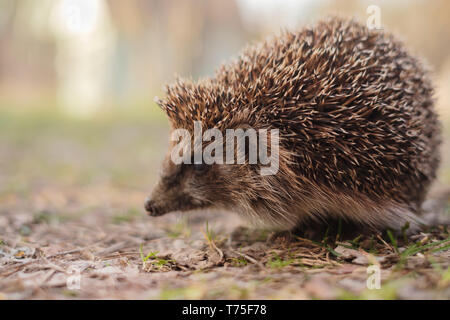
145,18 -> 441,234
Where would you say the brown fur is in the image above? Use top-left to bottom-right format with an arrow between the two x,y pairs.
146,17 -> 441,233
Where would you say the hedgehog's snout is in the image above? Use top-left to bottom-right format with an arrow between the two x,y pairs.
144,197 -> 156,215
144,197 -> 166,217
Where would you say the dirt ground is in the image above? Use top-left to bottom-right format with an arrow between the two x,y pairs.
0,109 -> 449,299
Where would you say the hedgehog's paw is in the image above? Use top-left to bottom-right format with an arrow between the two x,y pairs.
266,230 -> 293,245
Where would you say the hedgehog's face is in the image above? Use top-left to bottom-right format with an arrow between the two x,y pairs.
144,149 -> 258,217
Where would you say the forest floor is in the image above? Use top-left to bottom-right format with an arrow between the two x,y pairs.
0,108 -> 449,299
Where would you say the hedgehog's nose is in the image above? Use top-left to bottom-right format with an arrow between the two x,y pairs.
144,198 -> 158,216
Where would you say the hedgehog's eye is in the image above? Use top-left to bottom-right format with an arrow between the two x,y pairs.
193,163 -> 208,173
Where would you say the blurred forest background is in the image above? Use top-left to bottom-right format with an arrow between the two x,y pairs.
0,0 -> 449,207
